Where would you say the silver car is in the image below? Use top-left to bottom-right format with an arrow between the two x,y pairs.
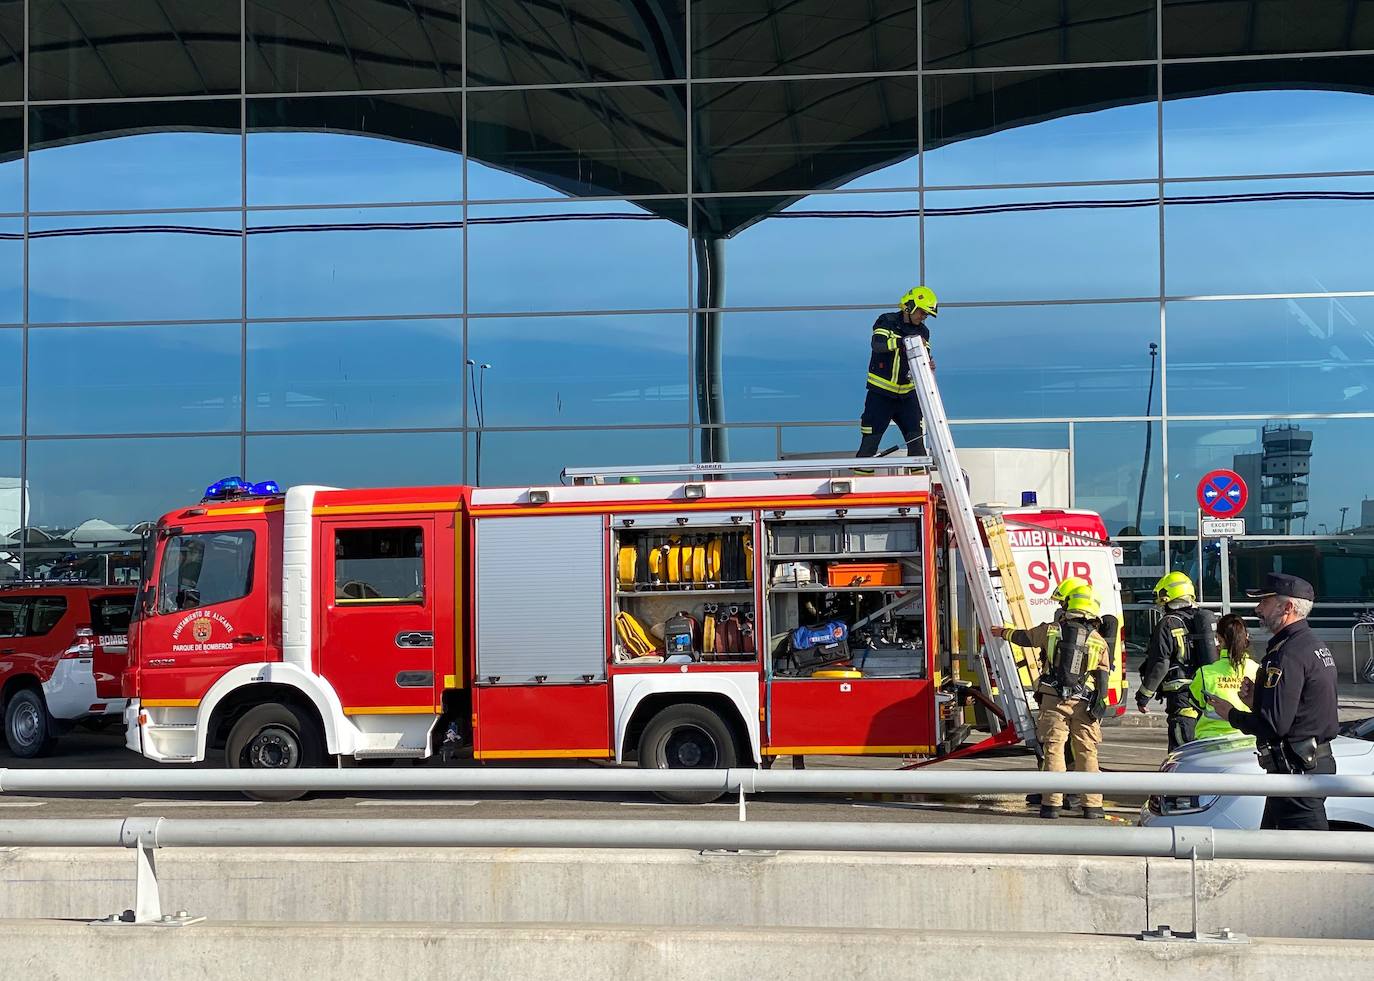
1140,717 -> 1374,830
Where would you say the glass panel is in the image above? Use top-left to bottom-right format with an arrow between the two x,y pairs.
0,439 -> 19,546
247,0 -> 461,93
693,77 -> 919,194
0,106 -> 22,213
1165,177 -> 1374,297
247,206 -> 461,319
1163,0 -> 1374,59
925,0 -> 1156,69
1167,297 -> 1374,416
29,0 -> 240,100
467,200 -> 687,313
247,431 -> 462,488
940,303 -> 1159,419
28,324 -> 241,435
1167,418 -> 1374,537
157,530 -> 255,614
692,192 -> 917,309
693,1 -> 917,78
468,428 -> 691,487
1164,57 -> 1374,179
467,85 -> 687,200
468,314 -> 689,426
716,310 -> 854,424
334,527 -> 424,603
949,422 -> 1070,448
0,1 -> 22,102
247,319 -> 461,431
1074,421 -> 1162,539
29,213 -> 241,324
30,100 -> 241,213
25,435 -> 242,530
0,328 -> 18,434
0,217 -> 21,322
469,0 -> 686,85
91,594 -> 135,631
248,93 -> 462,207
924,67 -> 1158,187
1226,538 -> 1374,605
925,185 -> 1160,302
28,597 -> 68,635
0,598 -> 23,635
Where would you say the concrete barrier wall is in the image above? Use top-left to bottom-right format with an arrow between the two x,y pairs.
3,847 -> 1374,940
1,919 -> 1372,981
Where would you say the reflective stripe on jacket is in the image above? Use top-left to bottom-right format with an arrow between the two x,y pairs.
866,311 -> 929,395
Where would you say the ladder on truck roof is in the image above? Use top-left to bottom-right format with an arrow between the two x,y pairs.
902,336 -> 1042,756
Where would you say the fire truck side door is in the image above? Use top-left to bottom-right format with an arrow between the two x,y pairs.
321,518 -> 437,715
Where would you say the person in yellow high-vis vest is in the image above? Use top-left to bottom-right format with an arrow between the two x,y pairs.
1187,613 -> 1259,741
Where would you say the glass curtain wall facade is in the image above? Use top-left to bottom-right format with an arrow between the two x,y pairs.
1,1 -> 1373,622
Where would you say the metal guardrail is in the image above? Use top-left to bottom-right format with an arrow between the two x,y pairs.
5,767 -> 1374,798
6,767 -> 1374,940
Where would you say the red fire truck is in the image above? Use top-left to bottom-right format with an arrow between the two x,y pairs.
123,462 -> 1125,787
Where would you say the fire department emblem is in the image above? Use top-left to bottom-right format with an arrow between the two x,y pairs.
192,618 -> 214,644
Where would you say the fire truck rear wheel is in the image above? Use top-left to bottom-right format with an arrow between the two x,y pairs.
225,703 -> 325,801
637,704 -> 738,804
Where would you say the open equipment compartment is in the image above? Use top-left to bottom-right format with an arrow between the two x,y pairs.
764,508 -> 926,680
610,510 -> 759,665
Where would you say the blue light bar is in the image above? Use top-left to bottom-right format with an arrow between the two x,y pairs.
1021,490 -> 1038,506
203,476 -> 281,502
250,480 -> 281,496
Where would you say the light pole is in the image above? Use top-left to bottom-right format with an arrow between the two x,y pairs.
1340,506 -> 1349,533
466,360 -> 492,485
1134,341 -> 1159,534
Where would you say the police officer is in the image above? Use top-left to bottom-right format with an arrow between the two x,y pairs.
992,586 -> 1111,820
854,286 -> 936,471
1135,571 -> 1218,751
1207,573 -> 1339,830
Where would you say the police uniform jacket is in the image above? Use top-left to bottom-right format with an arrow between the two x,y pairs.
1230,619 -> 1339,745
867,312 -> 930,395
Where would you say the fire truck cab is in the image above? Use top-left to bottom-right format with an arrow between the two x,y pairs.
125,466 -> 1123,782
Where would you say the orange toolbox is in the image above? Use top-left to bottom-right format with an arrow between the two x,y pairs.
826,562 -> 903,587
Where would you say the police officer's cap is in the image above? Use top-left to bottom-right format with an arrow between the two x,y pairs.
1244,572 -> 1315,602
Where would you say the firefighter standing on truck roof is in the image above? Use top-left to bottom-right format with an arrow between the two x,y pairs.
854,286 -> 937,472
991,585 -> 1111,820
1134,571 -> 1218,751
1207,573 -> 1339,830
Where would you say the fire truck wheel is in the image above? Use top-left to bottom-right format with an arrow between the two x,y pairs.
637,704 -> 738,803
4,689 -> 58,758
225,703 -> 325,800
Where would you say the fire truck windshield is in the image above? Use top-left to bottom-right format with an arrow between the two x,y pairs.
156,530 -> 255,614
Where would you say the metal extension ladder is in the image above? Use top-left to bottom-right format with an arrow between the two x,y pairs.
981,511 -> 1043,689
902,335 -> 1042,755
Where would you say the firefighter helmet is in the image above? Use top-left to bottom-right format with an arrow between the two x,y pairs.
1064,589 -> 1100,619
899,285 -> 938,317
1049,576 -> 1090,605
1153,571 -> 1196,606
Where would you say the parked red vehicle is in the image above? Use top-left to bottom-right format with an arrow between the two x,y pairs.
0,585 -> 136,757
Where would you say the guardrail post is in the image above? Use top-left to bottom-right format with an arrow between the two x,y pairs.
1140,827 -> 1245,945
93,818 -> 203,927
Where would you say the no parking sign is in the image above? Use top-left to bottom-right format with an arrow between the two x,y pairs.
1197,469 -> 1248,519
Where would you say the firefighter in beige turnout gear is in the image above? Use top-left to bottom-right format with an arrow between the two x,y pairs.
995,587 -> 1111,819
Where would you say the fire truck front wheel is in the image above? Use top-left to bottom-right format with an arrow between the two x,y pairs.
637,704 -> 738,804
225,703 -> 325,800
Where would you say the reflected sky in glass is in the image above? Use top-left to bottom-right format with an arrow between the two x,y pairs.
248,320 -> 463,431
248,206 -> 461,319
468,314 -> 689,427
1167,297 -> 1374,416
28,324 -> 241,435
0,328 -> 18,435
29,213 -> 241,323
248,432 -> 462,489
25,436 -> 241,529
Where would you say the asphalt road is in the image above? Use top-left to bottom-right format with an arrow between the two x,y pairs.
0,724 -> 1169,823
